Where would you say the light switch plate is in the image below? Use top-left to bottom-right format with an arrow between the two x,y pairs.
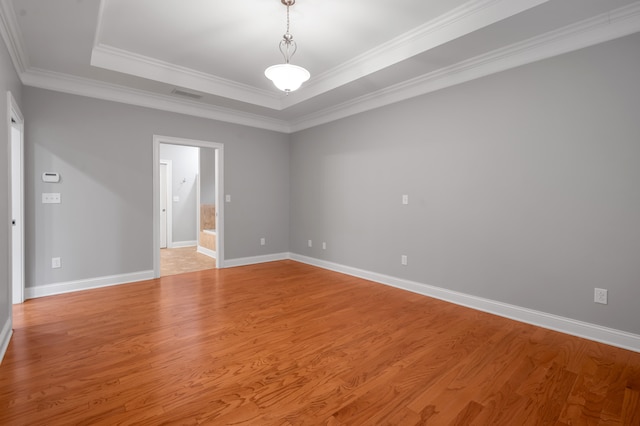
42,193 -> 61,204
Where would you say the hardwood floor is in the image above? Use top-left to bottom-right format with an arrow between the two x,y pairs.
1,260 -> 639,425
160,246 -> 216,276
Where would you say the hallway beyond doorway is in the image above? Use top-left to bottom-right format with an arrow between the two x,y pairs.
160,247 -> 216,276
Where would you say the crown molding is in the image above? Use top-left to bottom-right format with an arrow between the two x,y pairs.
90,0 -> 283,110
2,0 -> 639,134
91,43 -> 283,110
284,0 -> 550,109
21,68 -> 291,133
90,0 -> 549,111
0,0 -> 29,73
290,1 -> 640,132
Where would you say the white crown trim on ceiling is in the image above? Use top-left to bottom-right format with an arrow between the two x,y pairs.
89,0 -> 550,112
1,1 -> 639,133
91,43 -> 283,110
289,1 -> 640,132
0,0 -> 29,73
282,0 -> 551,109
20,67 -> 291,132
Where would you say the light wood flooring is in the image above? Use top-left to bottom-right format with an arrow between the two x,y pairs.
1,260 -> 639,425
160,246 -> 216,276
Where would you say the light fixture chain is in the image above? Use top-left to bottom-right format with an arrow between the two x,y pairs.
286,3 -> 290,34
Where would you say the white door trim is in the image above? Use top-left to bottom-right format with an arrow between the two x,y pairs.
153,135 -> 224,277
159,159 -> 173,248
7,91 -> 24,304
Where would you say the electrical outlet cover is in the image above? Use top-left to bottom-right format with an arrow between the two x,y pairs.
594,288 -> 608,304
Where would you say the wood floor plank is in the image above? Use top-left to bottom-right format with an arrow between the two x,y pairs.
1,260 -> 639,425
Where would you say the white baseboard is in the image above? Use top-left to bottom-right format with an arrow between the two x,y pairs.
25,270 -> 155,299
0,315 -> 13,365
224,252 -> 290,268
170,240 -> 197,248
197,245 -> 217,259
290,253 -> 640,353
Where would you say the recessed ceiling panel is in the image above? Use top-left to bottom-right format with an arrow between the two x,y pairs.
5,0 -> 640,131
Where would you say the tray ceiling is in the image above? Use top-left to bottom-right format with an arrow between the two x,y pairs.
1,0 -> 639,132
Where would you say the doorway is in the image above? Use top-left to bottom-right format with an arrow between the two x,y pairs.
8,92 -> 24,304
153,135 -> 224,278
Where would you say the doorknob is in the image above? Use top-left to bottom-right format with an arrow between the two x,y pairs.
162,209 -> 166,212
12,219 -> 16,226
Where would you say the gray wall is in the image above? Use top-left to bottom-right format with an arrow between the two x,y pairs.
290,33 -> 640,335
159,143 -> 199,244
0,35 -> 22,338
23,87 -> 290,289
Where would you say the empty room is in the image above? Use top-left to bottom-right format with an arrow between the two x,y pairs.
1,0 -> 639,424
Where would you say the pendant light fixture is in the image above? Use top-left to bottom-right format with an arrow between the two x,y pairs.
265,0 -> 310,93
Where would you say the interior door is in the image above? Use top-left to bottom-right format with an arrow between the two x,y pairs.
11,120 -> 24,304
160,162 -> 168,249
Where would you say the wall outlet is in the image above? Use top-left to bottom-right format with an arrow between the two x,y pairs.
308,239 -> 313,248
594,288 -> 608,304
260,237 -> 266,246
225,194 -> 231,202
322,242 -> 327,250
52,257 -> 61,268
402,194 -> 409,205
401,255 -> 408,265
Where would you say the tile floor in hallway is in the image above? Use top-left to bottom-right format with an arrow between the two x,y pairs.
160,246 -> 216,276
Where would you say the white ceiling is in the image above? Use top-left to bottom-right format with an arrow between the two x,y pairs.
1,0 -> 640,132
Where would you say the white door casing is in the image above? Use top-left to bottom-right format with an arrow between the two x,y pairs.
159,160 -> 173,250
8,92 -> 24,304
160,162 -> 168,248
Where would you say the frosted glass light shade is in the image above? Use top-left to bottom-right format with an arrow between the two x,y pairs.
265,63 -> 310,92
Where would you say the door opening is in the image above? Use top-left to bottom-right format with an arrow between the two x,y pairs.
153,136 -> 224,278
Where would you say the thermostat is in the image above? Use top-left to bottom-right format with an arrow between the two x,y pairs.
42,172 -> 60,183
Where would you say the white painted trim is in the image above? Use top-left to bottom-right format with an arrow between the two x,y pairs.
153,135 -> 225,276
91,0 -> 549,112
7,91 -> 24,304
290,2 -> 640,132
284,0 -> 550,109
19,68 -> 291,133
290,254 -> 640,353
0,316 -> 12,364
197,245 -> 217,259
91,44 -> 281,110
196,172 -> 200,253
0,0 -> 29,73
172,240 -> 197,248
159,159 -> 173,249
24,270 -> 155,300
224,253 -> 290,268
